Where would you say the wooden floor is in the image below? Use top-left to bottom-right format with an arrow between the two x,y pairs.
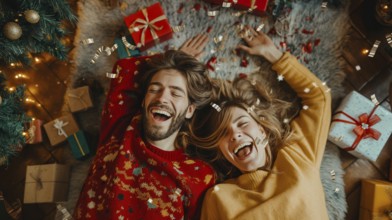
0,0 -> 392,219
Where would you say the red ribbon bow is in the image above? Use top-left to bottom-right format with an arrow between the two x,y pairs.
332,104 -> 381,151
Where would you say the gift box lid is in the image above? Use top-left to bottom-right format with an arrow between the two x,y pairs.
25,164 -> 70,183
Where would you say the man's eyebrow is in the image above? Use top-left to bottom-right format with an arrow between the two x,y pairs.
149,82 -> 186,95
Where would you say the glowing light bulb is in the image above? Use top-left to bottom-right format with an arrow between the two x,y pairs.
361,49 -> 369,55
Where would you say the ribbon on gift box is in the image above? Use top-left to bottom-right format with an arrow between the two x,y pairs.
29,167 -> 44,203
128,8 -> 166,47
332,104 -> 381,151
53,119 -> 69,137
67,90 -> 89,110
71,133 -> 87,156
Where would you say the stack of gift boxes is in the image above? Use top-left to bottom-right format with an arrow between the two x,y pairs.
328,91 -> 392,220
23,85 -> 93,204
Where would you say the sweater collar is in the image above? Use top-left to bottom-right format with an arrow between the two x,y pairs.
228,170 -> 268,190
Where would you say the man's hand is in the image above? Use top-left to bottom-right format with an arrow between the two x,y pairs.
237,26 -> 283,64
179,34 -> 209,60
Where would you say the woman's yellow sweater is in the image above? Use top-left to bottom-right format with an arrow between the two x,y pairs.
201,52 -> 332,220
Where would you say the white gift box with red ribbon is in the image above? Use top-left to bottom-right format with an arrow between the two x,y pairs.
328,91 -> 392,161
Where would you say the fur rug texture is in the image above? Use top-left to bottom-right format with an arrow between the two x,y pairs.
59,0 -> 349,219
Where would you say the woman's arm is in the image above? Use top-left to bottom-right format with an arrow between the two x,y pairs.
237,27 -> 331,166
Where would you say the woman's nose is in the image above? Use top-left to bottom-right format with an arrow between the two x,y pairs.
231,132 -> 242,142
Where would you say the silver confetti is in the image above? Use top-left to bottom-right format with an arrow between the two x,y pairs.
321,1 -> 328,8
222,2 -> 231,7
368,40 -> 381,58
386,33 -> 392,48
208,10 -> 219,17
256,24 -> 265,32
81,38 -> 94,45
106,73 -> 118,78
122,36 -> 136,50
355,65 -> 361,71
370,94 -> 379,105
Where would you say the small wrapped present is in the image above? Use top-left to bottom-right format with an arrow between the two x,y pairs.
328,91 -> 392,161
43,114 -> 79,146
114,35 -> 141,59
203,0 -> 269,16
66,86 -> 93,113
360,179 -> 392,220
67,130 -> 90,159
124,2 -> 173,51
23,164 -> 70,203
25,119 -> 43,144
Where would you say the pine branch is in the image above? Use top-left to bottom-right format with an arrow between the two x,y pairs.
0,0 -> 77,65
0,74 -> 30,166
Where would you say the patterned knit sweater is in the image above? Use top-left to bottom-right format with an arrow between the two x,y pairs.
201,53 -> 331,220
74,56 -> 216,220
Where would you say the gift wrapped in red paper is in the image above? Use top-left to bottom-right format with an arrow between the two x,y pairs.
124,2 -> 173,51
204,0 -> 269,16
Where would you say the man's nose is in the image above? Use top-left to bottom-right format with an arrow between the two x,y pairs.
156,88 -> 170,103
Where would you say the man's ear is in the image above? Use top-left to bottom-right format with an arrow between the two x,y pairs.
185,104 -> 196,119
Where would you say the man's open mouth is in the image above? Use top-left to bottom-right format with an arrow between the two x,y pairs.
151,109 -> 172,121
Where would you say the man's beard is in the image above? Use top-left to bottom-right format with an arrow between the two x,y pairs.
142,105 -> 188,141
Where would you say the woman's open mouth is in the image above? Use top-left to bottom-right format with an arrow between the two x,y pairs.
233,142 -> 253,159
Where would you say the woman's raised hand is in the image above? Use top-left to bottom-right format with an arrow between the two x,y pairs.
237,26 -> 283,64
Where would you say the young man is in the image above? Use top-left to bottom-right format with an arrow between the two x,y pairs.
74,35 -> 216,219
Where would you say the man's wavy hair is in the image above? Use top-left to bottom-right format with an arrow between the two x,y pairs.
137,50 -> 213,149
186,75 -> 296,181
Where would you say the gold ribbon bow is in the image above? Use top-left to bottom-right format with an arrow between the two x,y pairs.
129,8 -> 167,47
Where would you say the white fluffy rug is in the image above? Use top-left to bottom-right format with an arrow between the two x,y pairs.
59,0 -> 349,219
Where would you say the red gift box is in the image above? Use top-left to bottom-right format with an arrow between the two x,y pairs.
25,119 -> 43,144
124,2 -> 173,51
204,0 -> 268,16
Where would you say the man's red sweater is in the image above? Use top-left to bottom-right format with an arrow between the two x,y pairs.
74,57 -> 215,219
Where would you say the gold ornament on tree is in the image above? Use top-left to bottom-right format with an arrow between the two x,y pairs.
24,10 -> 40,24
2,22 -> 22,40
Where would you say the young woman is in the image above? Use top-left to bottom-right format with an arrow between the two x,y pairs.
187,26 -> 332,219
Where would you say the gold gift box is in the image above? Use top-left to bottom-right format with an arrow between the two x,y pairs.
66,86 -> 93,112
360,179 -> 392,220
23,164 -> 70,203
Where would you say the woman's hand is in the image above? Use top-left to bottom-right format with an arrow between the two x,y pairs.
179,34 -> 209,60
237,26 -> 283,64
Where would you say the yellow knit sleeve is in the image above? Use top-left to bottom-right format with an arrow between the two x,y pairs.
271,53 -> 331,167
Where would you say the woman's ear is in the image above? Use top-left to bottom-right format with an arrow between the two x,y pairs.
185,104 -> 196,119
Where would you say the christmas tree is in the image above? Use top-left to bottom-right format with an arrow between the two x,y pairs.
0,0 -> 77,65
0,73 -> 30,166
